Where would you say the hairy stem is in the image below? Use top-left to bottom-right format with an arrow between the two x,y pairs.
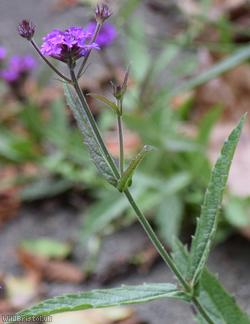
30,40 -> 71,83
193,298 -> 215,324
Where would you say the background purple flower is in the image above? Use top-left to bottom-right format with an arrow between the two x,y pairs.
40,27 -> 99,63
0,47 -> 6,60
0,55 -> 36,83
87,22 -> 117,48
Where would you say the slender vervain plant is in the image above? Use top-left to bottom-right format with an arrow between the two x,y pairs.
16,4 -> 250,324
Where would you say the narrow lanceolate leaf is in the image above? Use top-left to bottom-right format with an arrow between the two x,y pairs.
117,145 -> 153,192
16,284 -> 188,318
64,84 -> 117,186
188,115 -> 246,286
88,93 -> 120,115
172,240 -> 250,324
197,270 -> 250,324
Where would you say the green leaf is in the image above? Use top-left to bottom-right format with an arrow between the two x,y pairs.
16,283 -> 187,318
188,115 -> 246,286
64,84 -> 117,187
172,240 -> 250,324
88,93 -> 120,115
21,239 -> 71,259
155,195 -> 183,247
197,270 -> 250,324
118,145 -> 153,192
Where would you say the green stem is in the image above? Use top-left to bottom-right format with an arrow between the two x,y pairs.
77,22 -> 102,79
193,297 -> 215,324
117,101 -> 124,175
30,40 -> 71,83
69,68 -> 120,180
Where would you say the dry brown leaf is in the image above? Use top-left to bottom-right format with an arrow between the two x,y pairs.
0,189 -> 20,228
47,307 -> 137,324
53,0 -> 81,11
17,248 -> 85,284
0,300 -> 18,324
194,49 -> 250,121
5,274 -> 40,309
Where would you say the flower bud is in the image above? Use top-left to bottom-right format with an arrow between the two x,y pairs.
112,67 -> 130,100
95,3 -> 112,24
18,20 -> 36,41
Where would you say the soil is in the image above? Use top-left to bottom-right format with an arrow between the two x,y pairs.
0,1 -> 250,323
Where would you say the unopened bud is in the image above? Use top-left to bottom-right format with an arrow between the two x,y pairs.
18,20 -> 36,41
95,3 -> 112,24
112,67 -> 130,100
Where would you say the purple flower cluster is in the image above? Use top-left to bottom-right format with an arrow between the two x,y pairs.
87,22 -> 117,48
0,55 -> 36,83
40,27 -> 99,63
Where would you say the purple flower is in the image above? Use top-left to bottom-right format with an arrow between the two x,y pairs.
0,55 -> 36,83
87,22 -> 117,48
40,27 -> 99,63
0,47 -> 6,60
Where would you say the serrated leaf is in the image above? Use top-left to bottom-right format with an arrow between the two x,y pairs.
172,240 -> 250,324
118,145 -> 153,192
88,93 -> 120,115
188,115 -> 246,286
64,84 -> 117,186
16,283 -> 187,318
